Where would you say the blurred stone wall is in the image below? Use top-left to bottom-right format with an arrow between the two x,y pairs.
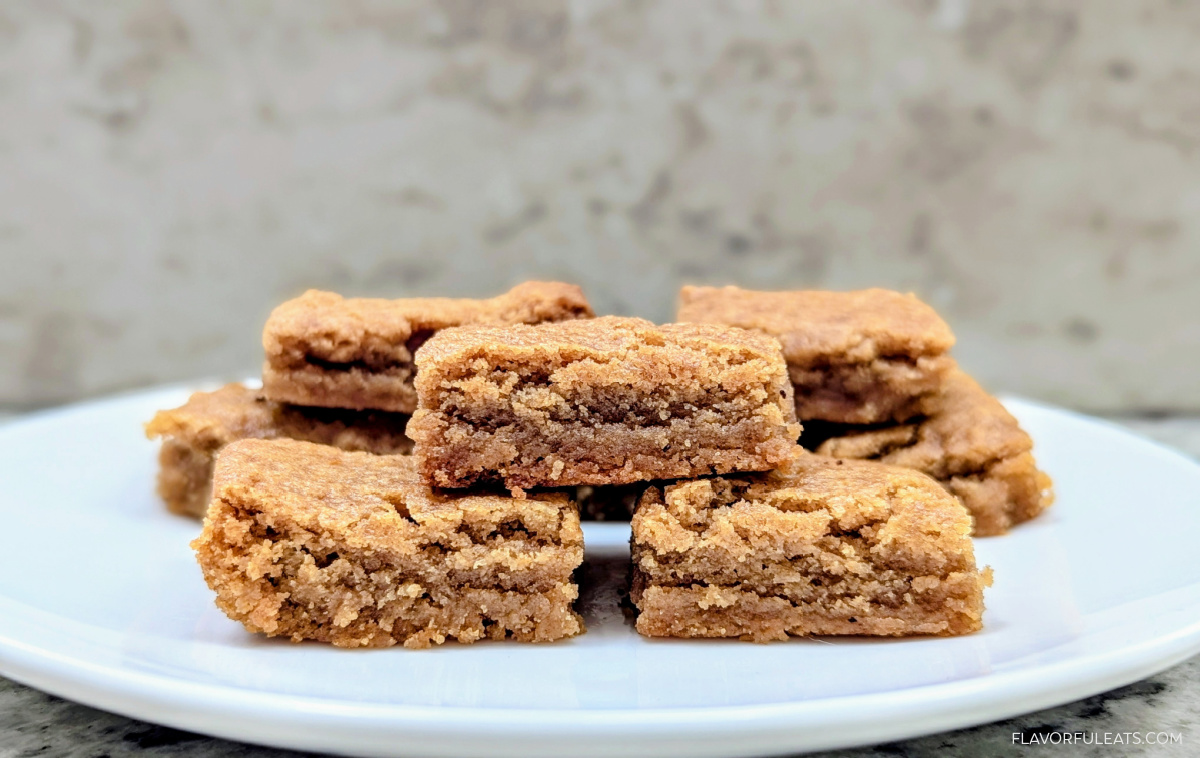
2,0 -> 1199,411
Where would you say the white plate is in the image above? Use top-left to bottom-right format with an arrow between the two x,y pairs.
1,385 -> 1199,758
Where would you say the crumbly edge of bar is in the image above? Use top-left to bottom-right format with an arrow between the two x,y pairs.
262,284 -> 594,404
631,530 -> 979,602
631,577 -> 988,641
811,430 -> 1053,536
630,508 -> 981,621
675,286 -> 957,362
262,362 -> 418,413
807,415 -> 1028,480
409,356 -> 799,488
193,498 -> 584,648
789,354 -> 954,424
412,415 -> 800,489
410,319 -> 796,427
147,387 -> 414,516
208,480 -> 584,589
145,384 -> 414,450
944,452 -> 1054,536
157,439 -> 215,518
628,470 -> 987,639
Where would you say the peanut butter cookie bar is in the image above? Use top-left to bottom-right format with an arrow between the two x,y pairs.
677,286 -> 955,424
262,281 -> 593,414
809,369 -> 1053,536
631,456 -> 990,641
145,383 -> 412,518
407,316 -> 802,491
193,439 -> 584,649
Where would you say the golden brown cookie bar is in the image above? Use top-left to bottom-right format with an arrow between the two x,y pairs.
809,369 -> 1053,536
192,439 -> 584,649
145,383 -> 413,518
262,281 -> 593,414
631,456 -> 990,641
677,286 -> 955,424
407,315 -> 802,491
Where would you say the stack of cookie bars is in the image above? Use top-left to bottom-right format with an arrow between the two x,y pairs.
147,282 -> 1051,648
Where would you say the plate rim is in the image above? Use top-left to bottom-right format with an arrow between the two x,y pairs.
4,609 -> 1199,757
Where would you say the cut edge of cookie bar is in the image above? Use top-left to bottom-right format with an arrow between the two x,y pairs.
145,383 -> 264,518
145,383 -> 413,518
261,281 -> 594,413
192,439 -> 585,648
944,451 -> 1054,537
677,286 -> 957,425
809,370 -> 1054,536
788,353 -> 957,425
630,456 -> 991,641
813,427 -> 1054,536
407,316 -> 802,490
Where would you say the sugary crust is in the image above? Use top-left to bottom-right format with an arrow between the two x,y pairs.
812,369 -> 1054,536
631,456 -> 989,641
407,316 -> 802,490
677,286 -> 956,424
144,384 -> 412,518
262,281 -> 593,413
192,439 -> 584,648
411,314 -> 792,369
207,439 -> 581,570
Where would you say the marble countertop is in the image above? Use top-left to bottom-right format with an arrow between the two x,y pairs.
1,414 -> 1197,758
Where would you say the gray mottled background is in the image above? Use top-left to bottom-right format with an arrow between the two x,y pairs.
3,0 -> 1199,412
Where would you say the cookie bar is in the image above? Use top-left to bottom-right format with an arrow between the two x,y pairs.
677,286 -> 955,424
145,383 -> 412,518
261,281 -> 593,414
809,369 -> 1053,536
192,439 -> 584,649
407,316 -> 802,491
631,456 -> 990,640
